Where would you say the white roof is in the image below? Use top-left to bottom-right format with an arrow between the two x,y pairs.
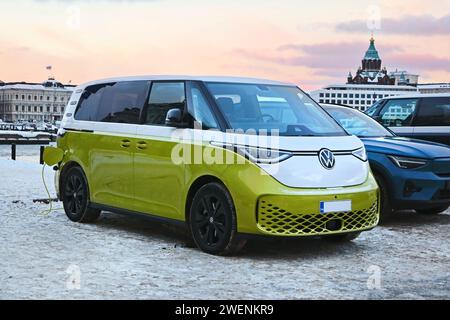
77,75 -> 295,89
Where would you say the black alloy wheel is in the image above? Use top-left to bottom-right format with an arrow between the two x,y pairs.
62,166 -> 100,223
189,182 -> 246,255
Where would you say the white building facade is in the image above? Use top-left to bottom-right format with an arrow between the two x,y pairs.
310,84 -> 418,111
418,83 -> 450,94
0,79 -> 74,123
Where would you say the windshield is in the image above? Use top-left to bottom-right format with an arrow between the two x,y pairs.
326,106 -> 393,138
205,82 -> 347,136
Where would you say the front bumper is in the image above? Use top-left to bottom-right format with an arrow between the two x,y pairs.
257,195 -> 378,236
386,162 -> 450,210
229,170 -> 380,237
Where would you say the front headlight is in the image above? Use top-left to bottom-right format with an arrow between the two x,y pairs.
388,155 -> 428,169
237,146 -> 292,164
352,147 -> 368,162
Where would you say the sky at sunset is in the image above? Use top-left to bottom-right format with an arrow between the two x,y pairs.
0,0 -> 449,90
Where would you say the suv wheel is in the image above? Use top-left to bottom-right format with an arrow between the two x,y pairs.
189,182 -> 246,255
374,174 -> 393,223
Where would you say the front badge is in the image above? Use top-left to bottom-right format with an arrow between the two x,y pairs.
318,148 -> 335,170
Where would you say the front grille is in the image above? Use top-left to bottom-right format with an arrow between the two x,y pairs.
257,200 -> 378,236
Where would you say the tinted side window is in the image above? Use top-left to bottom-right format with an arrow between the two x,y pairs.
415,97 -> 450,126
74,84 -> 111,121
145,82 -> 186,126
97,81 -> 150,124
379,99 -> 418,127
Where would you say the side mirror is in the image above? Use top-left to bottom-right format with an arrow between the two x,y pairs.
165,108 -> 184,127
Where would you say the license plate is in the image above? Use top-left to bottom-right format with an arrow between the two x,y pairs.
320,200 -> 352,213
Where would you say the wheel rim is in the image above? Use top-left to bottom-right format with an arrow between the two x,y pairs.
194,194 -> 227,247
64,174 -> 84,215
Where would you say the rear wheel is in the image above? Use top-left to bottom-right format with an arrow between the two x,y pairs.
324,232 -> 361,242
62,166 -> 100,223
189,182 -> 246,255
416,206 -> 449,215
374,174 -> 393,223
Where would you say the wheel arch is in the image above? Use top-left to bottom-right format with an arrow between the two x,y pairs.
369,160 -> 394,197
184,175 -> 227,223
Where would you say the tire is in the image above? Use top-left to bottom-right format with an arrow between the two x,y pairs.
62,166 -> 101,223
416,206 -> 449,215
189,182 -> 247,255
374,173 -> 393,223
324,232 -> 361,242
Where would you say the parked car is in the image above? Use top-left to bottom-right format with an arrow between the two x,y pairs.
52,76 -> 380,255
323,104 -> 450,219
365,93 -> 450,146
36,122 -> 53,132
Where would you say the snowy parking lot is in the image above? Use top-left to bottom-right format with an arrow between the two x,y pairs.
0,155 -> 449,299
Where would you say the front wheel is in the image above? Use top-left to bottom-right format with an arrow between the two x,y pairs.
62,166 -> 101,223
189,182 -> 246,255
416,206 -> 449,215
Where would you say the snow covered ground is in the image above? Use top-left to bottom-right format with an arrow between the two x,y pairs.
0,158 -> 449,300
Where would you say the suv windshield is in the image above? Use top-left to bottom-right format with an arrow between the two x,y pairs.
205,82 -> 347,136
326,106 -> 393,138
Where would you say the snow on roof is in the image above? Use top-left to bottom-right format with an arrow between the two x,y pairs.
0,83 -> 73,92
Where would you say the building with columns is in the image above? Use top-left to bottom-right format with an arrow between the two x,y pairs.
0,78 -> 75,123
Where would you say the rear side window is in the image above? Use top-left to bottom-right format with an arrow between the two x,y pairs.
96,81 -> 150,124
75,81 -> 150,124
379,98 -> 418,127
74,84 -> 111,121
415,97 -> 450,126
144,82 -> 186,126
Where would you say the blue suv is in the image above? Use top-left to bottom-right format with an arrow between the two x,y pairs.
323,104 -> 450,220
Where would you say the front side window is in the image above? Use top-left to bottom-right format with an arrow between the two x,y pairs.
379,98 -> 418,127
415,97 -> 450,126
144,82 -> 186,126
188,83 -> 218,129
206,82 -> 346,136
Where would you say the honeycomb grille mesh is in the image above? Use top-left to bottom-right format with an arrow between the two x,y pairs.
257,200 -> 378,236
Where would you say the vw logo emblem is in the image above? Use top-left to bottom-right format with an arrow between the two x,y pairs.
318,149 -> 335,170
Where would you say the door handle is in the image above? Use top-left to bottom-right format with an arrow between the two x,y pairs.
136,141 -> 147,150
121,139 -> 131,148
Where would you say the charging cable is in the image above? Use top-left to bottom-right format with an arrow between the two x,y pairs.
37,164 -> 63,217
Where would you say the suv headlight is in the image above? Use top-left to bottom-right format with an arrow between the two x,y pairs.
388,155 -> 428,169
237,146 -> 292,164
352,147 -> 368,162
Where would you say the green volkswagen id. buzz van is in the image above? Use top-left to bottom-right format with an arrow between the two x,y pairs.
54,76 -> 379,255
